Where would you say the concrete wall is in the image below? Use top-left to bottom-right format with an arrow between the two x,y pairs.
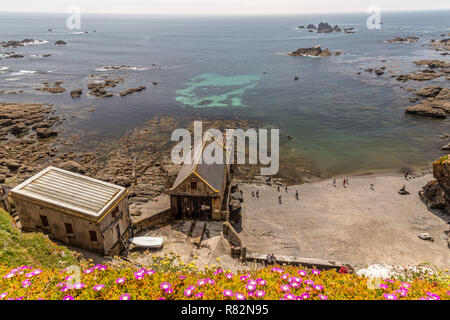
13,195 -> 130,254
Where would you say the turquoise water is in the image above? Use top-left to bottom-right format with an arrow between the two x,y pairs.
0,11 -> 449,177
175,73 -> 260,108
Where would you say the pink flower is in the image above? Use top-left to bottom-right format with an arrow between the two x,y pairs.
255,290 -> 266,298
22,280 -> 32,288
245,284 -> 256,291
235,292 -> 246,300
197,279 -> 207,286
313,285 -> 324,291
379,284 -> 389,290
300,292 -> 310,299
284,293 -> 296,300
3,273 -> 15,279
214,269 -> 223,275
116,278 -> 126,284
184,288 -> 194,297
157,297 -> 166,300
179,275 -> 187,280
160,282 -> 172,290
93,284 -> 105,291
383,293 -> 398,300
298,270 -> 307,276
146,269 -> 155,275
195,292 -> 204,298
165,288 -> 174,295
72,283 -> 86,290
426,292 -> 440,300
63,295 -> 74,300
318,294 -> 328,300
396,289 -> 408,298
401,282 -> 411,289
225,273 -> 233,280
0,292 -> 8,299
304,280 -> 314,286
83,268 -> 94,274
240,275 -> 250,281
311,269 -> 320,275
256,278 -> 266,286
223,289 -> 233,297
290,282 -> 300,288
280,284 -> 291,292
281,273 -> 289,280
120,294 -> 131,300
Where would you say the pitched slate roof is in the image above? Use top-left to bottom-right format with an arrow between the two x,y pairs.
171,135 -> 228,193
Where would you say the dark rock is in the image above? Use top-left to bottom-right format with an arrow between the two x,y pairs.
70,88 -> 83,98
54,40 -> 66,45
35,128 -> 58,139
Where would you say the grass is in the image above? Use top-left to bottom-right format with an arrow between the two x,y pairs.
0,209 -> 78,268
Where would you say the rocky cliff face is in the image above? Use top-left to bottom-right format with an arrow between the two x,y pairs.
419,155 -> 450,213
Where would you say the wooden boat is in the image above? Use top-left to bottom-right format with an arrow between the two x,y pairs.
130,236 -> 163,249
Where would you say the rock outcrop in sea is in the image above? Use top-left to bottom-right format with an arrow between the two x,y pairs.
405,86 -> 449,118
385,36 -> 419,43
288,45 -> 343,57
420,155 -> 450,214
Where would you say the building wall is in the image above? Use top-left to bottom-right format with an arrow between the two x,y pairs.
14,195 -> 130,254
170,170 -> 230,220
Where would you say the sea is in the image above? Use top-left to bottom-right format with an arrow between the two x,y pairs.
0,10 -> 449,178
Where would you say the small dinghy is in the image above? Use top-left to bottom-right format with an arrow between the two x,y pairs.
130,237 -> 163,249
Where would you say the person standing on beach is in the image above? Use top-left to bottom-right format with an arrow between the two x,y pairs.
343,178 -> 346,188
278,195 -> 282,204
251,190 -> 255,197
295,190 -> 299,200
345,176 -> 349,186
285,186 -> 288,192
277,186 -> 280,192
333,178 -> 336,187
256,190 -> 259,198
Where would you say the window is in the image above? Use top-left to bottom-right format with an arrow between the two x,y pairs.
89,231 -> 98,242
64,223 -> 73,235
40,215 -> 49,227
191,179 -> 197,191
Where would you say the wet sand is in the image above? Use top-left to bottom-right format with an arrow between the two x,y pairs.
238,172 -> 450,269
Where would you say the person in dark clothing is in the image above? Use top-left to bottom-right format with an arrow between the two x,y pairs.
295,190 -> 299,200
278,195 -> 282,204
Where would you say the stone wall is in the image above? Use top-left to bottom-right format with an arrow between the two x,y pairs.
222,221 -> 246,258
133,209 -> 176,232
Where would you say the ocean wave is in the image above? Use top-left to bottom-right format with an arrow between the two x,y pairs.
10,70 -> 37,76
24,40 -> 49,45
0,67 -> 9,72
5,78 -> 20,81
72,31 -> 88,35
94,65 -> 157,72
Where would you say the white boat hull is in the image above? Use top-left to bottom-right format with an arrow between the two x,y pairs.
130,237 -> 163,249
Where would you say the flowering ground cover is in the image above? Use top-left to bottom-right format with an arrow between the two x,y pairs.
1,258 -> 448,300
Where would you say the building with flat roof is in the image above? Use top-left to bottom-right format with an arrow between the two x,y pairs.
10,166 -> 131,254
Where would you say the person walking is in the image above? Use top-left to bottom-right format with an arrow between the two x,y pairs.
278,195 -> 282,204
277,186 -> 280,192
256,190 -> 259,198
285,186 -> 288,192
295,190 -> 299,200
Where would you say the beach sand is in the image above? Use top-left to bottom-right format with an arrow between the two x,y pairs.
238,172 -> 450,269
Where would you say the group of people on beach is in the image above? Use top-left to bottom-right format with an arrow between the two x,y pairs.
332,176 -> 350,188
249,184 -> 299,205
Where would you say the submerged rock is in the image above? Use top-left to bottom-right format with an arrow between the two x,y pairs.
54,40 -> 67,45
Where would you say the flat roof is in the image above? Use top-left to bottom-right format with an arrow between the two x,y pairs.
10,166 -> 126,219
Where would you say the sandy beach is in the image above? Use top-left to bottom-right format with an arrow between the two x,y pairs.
239,172 -> 450,269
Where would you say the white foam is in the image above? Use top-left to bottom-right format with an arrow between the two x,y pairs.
0,67 -> 9,72
10,70 -> 36,76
